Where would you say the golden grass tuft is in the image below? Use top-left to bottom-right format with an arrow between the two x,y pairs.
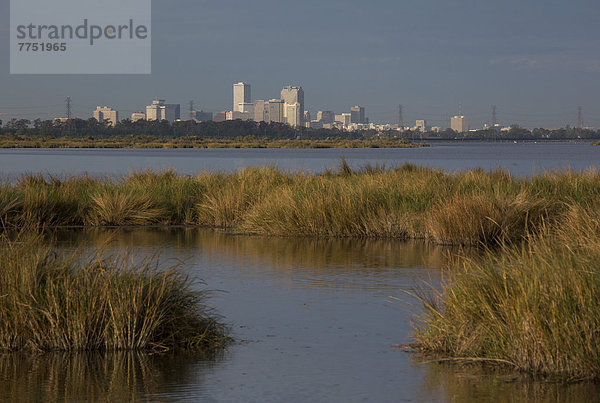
425,192 -> 559,245
0,234 -> 229,353
413,205 -> 600,380
87,190 -> 166,226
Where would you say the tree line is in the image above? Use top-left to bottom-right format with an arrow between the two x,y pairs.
1,117 -> 599,141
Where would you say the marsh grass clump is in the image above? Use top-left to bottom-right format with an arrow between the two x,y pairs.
425,192 -> 559,246
86,189 -> 167,226
195,166 -> 291,227
413,206 -> 600,380
0,235 -> 229,353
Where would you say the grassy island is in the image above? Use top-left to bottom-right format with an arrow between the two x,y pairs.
0,235 -> 229,353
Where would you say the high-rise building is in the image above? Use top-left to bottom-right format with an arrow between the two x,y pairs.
254,100 -> 267,122
131,112 -> 146,122
146,99 -> 181,122
281,86 -> 304,126
451,115 -> 470,133
350,106 -> 366,124
146,99 -> 163,121
316,110 -> 335,124
267,99 -> 285,123
233,82 -> 251,112
93,106 -> 119,126
285,103 -> 302,127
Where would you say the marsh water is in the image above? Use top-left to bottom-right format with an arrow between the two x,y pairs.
1,143 -> 600,401
1,229 -> 598,402
1,141 -> 600,178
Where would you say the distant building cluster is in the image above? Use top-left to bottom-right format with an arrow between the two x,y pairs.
82,81 -> 523,133
87,82 -> 374,131
226,82 -> 306,128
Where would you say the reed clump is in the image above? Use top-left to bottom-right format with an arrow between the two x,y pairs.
1,164 -> 599,246
425,192 -> 559,246
87,190 -> 166,226
413,205 -> 600,380
0,235 -> 229,353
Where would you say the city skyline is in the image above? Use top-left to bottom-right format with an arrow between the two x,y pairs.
1,0 -> 600,128
0,79 -> 595,133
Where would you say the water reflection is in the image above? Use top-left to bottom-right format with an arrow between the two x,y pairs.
418,361 -> 599,402
0,352 -> 220,402
53,227 -> 449,269
52,228 -> 452,293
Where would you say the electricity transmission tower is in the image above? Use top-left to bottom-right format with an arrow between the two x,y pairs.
398,104 -> 403,130
66,97 -> 72,119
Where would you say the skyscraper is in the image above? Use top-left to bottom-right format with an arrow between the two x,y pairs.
233,82 -> 251,112
281,86 -> 304,126
146,99 -> 164,121
285,103 -> 302,127
254,100 -> 267,122
267,99 -> 285,123
451,115 -> 470,133
350,106 -> 366,124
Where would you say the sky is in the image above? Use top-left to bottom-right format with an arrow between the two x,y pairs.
1,0 -> 600,128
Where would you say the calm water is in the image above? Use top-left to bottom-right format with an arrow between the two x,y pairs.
1,229 -> 597,402
0,141 -> 599,178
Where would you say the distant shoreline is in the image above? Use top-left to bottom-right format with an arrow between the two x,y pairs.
0,137 -> 427,149
1,136 -> 598,150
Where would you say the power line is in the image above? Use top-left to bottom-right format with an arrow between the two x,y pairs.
578,106 -> 583,128
492,105 -> 497,126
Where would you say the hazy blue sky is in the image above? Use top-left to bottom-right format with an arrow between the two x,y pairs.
1,0 -> 600,128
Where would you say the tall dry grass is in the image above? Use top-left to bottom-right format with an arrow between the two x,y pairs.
0,164 -> 599,246
0,234 -> 229,353
412,205 -> 600,380
425,192 -> 559,246
86,190 -> 166,226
